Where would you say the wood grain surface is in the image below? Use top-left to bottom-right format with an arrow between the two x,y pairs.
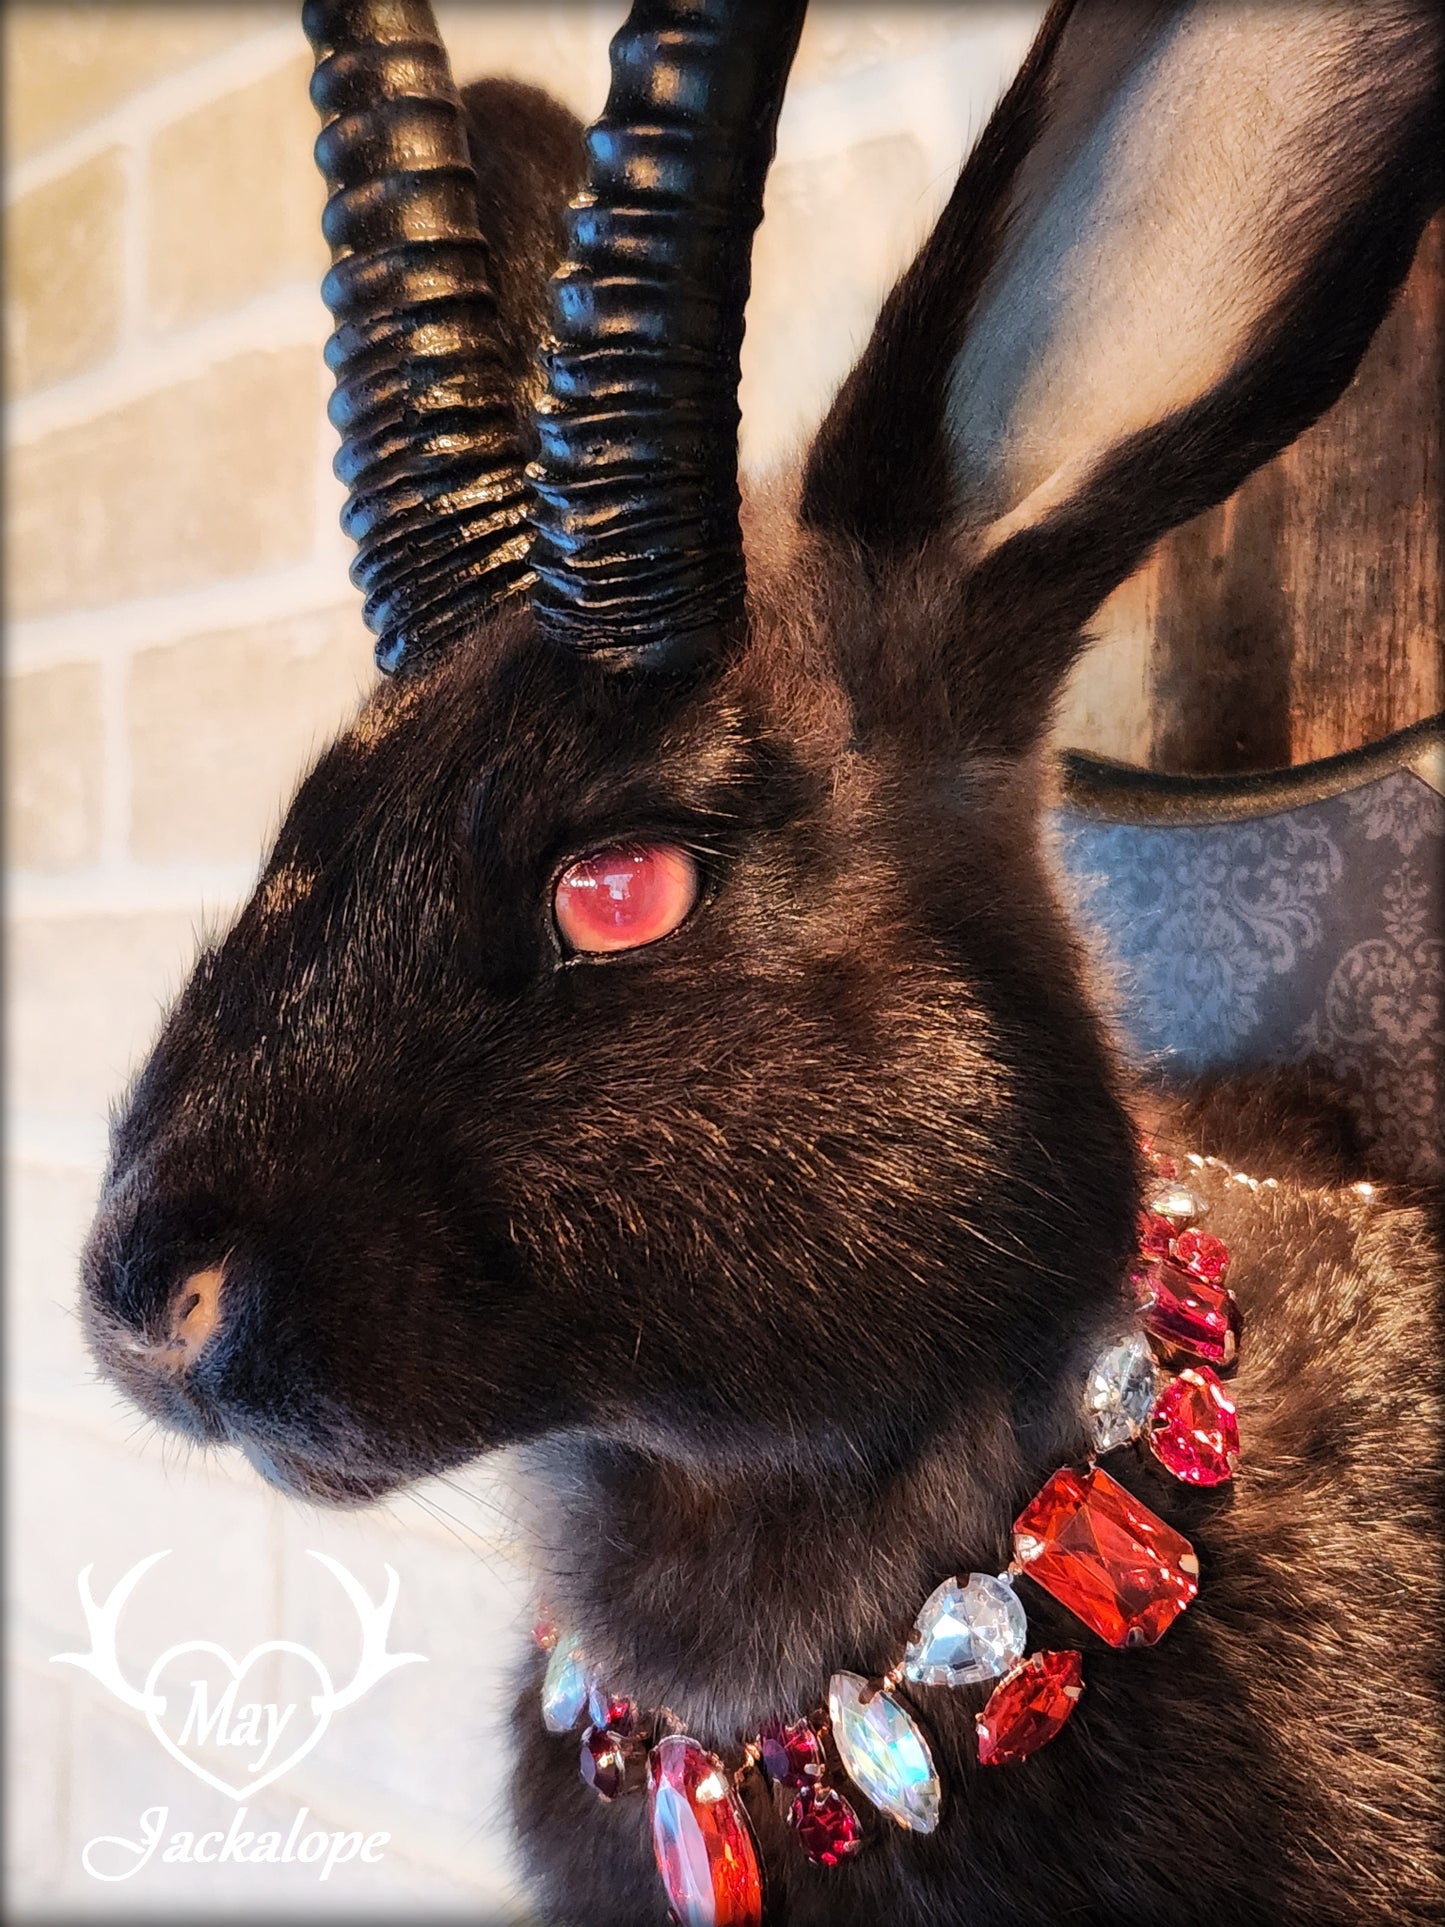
1061,209 -> 1443,773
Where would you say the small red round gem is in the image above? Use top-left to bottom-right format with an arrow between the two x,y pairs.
1152,1155 -> 1180,1180
788,1782 -> 862,1866
1138,1211 -> 1176,1262
1149,1366 -> 1240,1485
1173,1226 -> 1230,1285
976,1651 -> 1084,1766
532,1612 -> 558,1652
587,1676 -> 635,1735
758,1716 -> 821,1787
580,1725 -> 626,1801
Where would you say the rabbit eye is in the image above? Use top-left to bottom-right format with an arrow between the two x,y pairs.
553,844 -> 700,956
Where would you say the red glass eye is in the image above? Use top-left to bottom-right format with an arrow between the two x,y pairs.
553,844 -> 700,955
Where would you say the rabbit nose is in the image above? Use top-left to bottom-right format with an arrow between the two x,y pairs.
121,1266 -> 225,1371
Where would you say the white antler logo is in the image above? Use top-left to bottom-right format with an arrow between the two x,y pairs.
52,1551 -> 425,1801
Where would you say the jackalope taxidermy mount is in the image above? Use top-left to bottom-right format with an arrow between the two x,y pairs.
82,2 -> 1441,1922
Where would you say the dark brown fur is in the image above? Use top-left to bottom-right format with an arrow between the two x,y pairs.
81,7 -> 1443,1922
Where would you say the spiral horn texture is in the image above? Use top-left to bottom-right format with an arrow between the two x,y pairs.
526,0 -> 808,669
305,0 -> 533,675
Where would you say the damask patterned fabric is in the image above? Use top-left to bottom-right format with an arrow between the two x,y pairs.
1053,770 -> 1444,1183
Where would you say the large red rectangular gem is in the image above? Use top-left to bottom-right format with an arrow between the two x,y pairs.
1013,1465 -> 1199,1648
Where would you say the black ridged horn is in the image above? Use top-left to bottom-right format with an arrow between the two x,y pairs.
526,0 -> 808,669
304,0 -> 533,675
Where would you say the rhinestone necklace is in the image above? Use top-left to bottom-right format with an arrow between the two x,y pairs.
534,1139 -> 1285,1927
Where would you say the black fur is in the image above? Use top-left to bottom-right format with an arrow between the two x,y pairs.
459,78 -> 585,425
81,12 -> 1442,1923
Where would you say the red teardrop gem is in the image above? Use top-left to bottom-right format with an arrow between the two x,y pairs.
1148,1366 -> 1240,1485
788,1782 -> 862,1866
1173,1226 -> 1230,1285
976,1651 -> 1085,1765
649,1736 -> 763,1927
1142,1260 -> 1243,1367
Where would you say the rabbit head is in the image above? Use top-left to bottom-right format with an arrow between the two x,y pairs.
82,0 -> 1441,1509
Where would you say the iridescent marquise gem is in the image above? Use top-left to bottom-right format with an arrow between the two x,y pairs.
1148,1366 -> 1240,1486
902,1572 -> 1027,1687
788,1782 -> 863,1867
540,1629 -> 590,1733
1082,1330 -> 1159,1452
1140,1260 -> 1243,1368
648,1735 -> 764,1927
827,1672 -> 941,1833
1013,1464 -> 1200,1648
976,1650 -> 1085,1766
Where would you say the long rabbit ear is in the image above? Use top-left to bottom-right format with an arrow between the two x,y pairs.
457,79 -> 586,420
801,0 -> 1443,751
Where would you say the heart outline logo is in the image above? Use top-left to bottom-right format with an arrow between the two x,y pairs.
144,1640 -> 334,1801
52,1550 -> 426,1801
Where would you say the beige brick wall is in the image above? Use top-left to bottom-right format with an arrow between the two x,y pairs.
6,6 -> 1140,1917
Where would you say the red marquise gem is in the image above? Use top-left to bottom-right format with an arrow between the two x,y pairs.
1137,1211 -> 1176,1261
1014,1464 -> 1199,1648
649,1736 -> 763,1927
976,1651 -> 1084,1766
532,1612 -> 558,1652
1173,1226 -> 1230,1286
758,1716 -> 820,1787
788,1782 -> 862,1866
1149,1367 -> 1239,1486
1142,1259 -> 1243,1367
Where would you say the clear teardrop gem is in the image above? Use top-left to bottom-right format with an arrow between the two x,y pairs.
1082,1330 -> 1159,1452
1150,1184 -> 1208,1225
902,1572 -> 1027,1687
827,1672 -> 941,1833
